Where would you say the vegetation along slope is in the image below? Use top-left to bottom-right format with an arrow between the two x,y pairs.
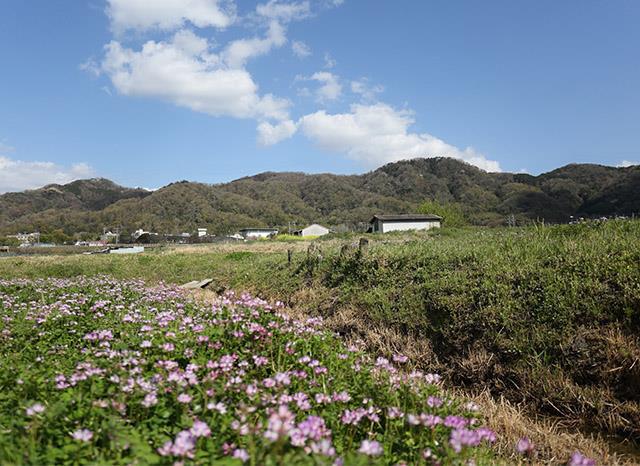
1,157 -> 640,239
1,221 -> 639,464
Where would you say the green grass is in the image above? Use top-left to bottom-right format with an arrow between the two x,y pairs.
0,277 -> 498,465
2,221 -> 639,444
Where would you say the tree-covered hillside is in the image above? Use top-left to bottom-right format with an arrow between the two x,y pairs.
0,158 -> 638,238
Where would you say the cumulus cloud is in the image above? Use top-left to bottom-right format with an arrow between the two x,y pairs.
89,0 -> 497,170
616,160 -> 638,168
291,40 -> 311,58
222,1 -> 310,68
351,78 -> 384,101
255,0 -> 310,22
323,52 -> 336,69
222,20 -> 287,68
297,71 -> 341,102
298,103 -> 501,171
106,0 -> 236,33
98,30 -> 290,121
0,156 -> 94,194
257,120 -> 298,146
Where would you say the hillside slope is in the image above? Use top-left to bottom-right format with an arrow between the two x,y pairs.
0,158 -> 638,236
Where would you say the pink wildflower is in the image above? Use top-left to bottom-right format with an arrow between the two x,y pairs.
568,451 -> 596,466
26,402 -> 45,416
177,393 -> 192,404
358,439 -> 383,456
71,429 -> 93,442
516,437 -> 535,455
233,448 -> 249,463
190,419 -> 211,437
142,392 -> 158,407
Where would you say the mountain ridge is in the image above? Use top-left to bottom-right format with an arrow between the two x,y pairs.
1,157 -> 638,237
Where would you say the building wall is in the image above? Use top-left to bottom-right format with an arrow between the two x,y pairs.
301,224 -> 329,237
380,220 -> 440,233
242,230 -> 277,238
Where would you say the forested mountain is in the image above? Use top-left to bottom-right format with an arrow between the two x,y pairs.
0,158 -> 638,238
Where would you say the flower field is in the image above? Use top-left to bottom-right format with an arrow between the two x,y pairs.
0,277 -> 503,465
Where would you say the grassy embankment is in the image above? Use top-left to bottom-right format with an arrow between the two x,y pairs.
1,221 -> 639,462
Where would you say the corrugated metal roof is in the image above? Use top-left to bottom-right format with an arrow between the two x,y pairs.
370,214 -> 443,223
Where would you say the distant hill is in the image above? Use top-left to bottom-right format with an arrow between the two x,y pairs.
0,158 -> 638,238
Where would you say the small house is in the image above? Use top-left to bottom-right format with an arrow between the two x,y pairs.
370,214 -> 442,233
239,228 -> 279,239
293,224 -> 330,237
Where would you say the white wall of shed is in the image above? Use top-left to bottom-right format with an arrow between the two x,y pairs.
243,231 -> 276,238
380,220 -> 440,233
301,225 -> 330,236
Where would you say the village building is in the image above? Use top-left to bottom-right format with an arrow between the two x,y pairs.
239,228 -> 278,239
369,214 -> 442,233
8,232 -> 40,245
100,231 -> 120,243
293,224 -> 330,237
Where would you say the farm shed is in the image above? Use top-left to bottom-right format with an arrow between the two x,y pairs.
370,214 -> 442,233
239,228 -> 279,239
293,224 -> 330,237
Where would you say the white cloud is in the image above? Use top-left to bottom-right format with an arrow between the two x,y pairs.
257,120 -> 298,146
291,40 -> 311,58
256,0 -> 310,22
351,78 -> 384,101
106,0 -> 236,33
298,103 -> 501,172
298,71 -> 341,102
616,160 -> 638,168
0,157 -> 94,194
223,1 -> 311,68
323,52 -> 336,69
222,20 -> 287,68
0,141 -> 15,155
98,30 -> 290,121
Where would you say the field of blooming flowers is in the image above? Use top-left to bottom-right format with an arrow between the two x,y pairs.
0,276 -> 507,465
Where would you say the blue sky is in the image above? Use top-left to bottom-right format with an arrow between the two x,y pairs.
0,0 -> 639,192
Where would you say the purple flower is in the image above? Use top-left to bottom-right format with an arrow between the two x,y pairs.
516,436 -> 535,455
568,451 -> 596,466
171,430 -> 196,458
71,429 -> 93,442
26,402 -> 45,416
157,440 -> 173,456
392,354 -> 408,363
177,393 -> 192,404
358,440 -> 383,456
427,396 -> 443,408
310,439 -> 336,457
190,419 -> 211,438
233,448 -> 249,463
142,392 -> 158,407
264,405 -> 295,442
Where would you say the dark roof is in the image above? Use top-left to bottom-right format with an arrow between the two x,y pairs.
370,214 -> 443,223
239,228 -> 278,232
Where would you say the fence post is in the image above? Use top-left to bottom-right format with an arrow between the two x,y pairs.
359,238 -> 369,253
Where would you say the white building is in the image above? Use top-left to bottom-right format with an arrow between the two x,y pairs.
370,214 -> 442,233
8,232 -> 40,244
197,228 -> 207,237
239,228 -> 278,239
294,224 -> 330,237
101,231 -> 119,243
